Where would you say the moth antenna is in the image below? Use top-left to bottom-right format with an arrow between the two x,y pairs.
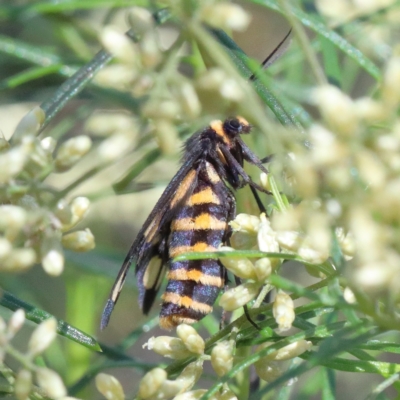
249,29 -> 292,81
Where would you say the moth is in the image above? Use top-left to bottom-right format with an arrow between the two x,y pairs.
101,32 -> 291,330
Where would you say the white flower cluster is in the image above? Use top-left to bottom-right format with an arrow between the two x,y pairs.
125,323 -> 312,399
0,310 -> 80,400
285,58 -> 400,300
94,2 -> 254,156
0,107 -> 95,276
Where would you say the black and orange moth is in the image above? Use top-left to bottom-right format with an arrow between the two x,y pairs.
101,32 -> 291,330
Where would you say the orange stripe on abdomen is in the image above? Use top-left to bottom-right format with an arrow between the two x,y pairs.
171,214 -> 227,231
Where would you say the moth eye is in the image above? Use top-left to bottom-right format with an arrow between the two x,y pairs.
224,118 -> 242,134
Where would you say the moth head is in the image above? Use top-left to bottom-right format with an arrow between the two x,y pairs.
223,117 -> 252,138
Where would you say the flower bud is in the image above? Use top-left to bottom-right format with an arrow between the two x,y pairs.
70,197 -> 90,223
298,246 -> 328,264
28,137 -> 52,171
230,231 -> 257,250
219,246 -> 256,280
97,133 -> 135,161
219,282 -> 259,312
153,118 -> 179,155
0,237 -> 12,259
175,81 -> 201,119
343,287 -> 356,304
128,7 -> 154,35
309,124 -> 347,167
86,113 -> 134,136
0,205 -> 27,241
144,336 -> 191,359
216,388 -> 238,400
219,78 -> 244,102
260,172 -> 271,191
14,369 -> 32,400
316,0 -> 354,21
200,3 -> 251,32
253,258 -> 272,282
95,373 -> 125,400
40,137 -> 57,153
174,360 -> 203,393
382,57 -> 400,107
138,368 -> 167,399
1,248 -> 36,272
273,291 -> 295,332
173,389 -> 207,400
257,214 -> 279,256
263,340 -> 312,361
150,361 -> 204,399
7,309 -> 25,338
62,229 -> 95,252
0,146 -> 28,184
335,228 -> 355,259
354,97 -> 386,122
176,324 -> 204,355
35,368 -> 67,399
54,135 -> 92,172
211,340 -> 234,376
230,214 -> 260,233
58,197 -> 91,234
196,68 -> 226,92
41,237 -> 64,276
28,318 -> 57,357
313,84 -> 359,137
355,149 -> 387,189
100,26 -> 137,65
254,358 -> 288,383
54,199 -> 73,226
94,65 -> 137,89
139,31 -> 161,68
142,100 -> 180,120
12,107 -> 45,142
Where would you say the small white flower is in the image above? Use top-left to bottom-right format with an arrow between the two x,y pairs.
12,106 -> 45,140
100,26 -> 137,65
144,336 -> 191,359
14,369 -> 32,400
273,291 -> 295,332
219,282 -> 259,312
138,368 -> 167,399
220,246 -> 256,280
7,309 -> 25,338
54,135 -> 92,172
28,318 -> 57,357
211,340 -> 234,376
95,373 -> 125,400
176,324 -> 204,355
35,368 -> 67,399
62,229 -> 95,252
200,3 -> 251,32
313,84 -> 359,137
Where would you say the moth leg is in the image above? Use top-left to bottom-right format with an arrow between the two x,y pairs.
260,155 -> 274,164
219,145 -> 272,194
249,185 -> 267,214
234,275 -> 260,330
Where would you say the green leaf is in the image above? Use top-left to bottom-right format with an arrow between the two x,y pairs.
0,65 -> 64,89
252,0 -> 381,81
0,290 -> 102,352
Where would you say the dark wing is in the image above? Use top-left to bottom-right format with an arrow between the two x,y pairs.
101,149 -> 203,329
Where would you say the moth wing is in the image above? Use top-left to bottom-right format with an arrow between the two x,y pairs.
101,153 -> 202,329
